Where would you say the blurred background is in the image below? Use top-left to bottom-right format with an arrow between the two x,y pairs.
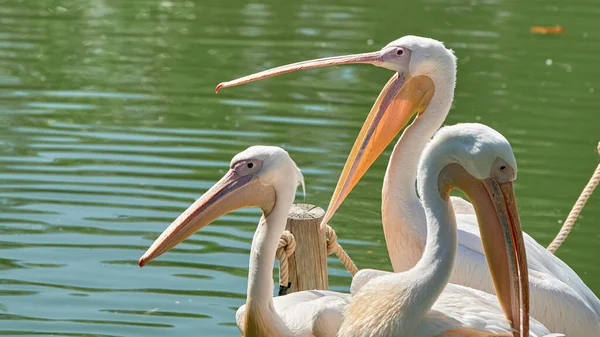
1,0 -> 598,336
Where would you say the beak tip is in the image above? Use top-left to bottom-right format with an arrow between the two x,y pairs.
215,83 -> 224,93
138,256 -> 147,268
319,221 -> 327,231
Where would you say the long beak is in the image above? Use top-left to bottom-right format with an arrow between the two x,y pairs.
483,179 -> 529,337
441,164 -> 528,336
473,178 -> 529,337
215,51 -> 385,92
320,74 -> 435,228
138,171 -> 274,267
450,165 -> 528,336
214,48 -> 431,229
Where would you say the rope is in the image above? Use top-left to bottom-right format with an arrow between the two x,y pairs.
325,225 -> 359,276
547,142 -> 600,253
276,230 -> 295,295
275,224 -> 358,296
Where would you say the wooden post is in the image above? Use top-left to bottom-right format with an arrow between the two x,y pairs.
284,203 -> 328,294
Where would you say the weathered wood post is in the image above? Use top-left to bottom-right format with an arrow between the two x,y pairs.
283,203 -> 328,294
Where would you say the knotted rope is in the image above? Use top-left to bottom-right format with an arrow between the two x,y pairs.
276,230 -> 296,295
547,142 -> 600,253
275,224 -> 358,295
325,225 -> 359,276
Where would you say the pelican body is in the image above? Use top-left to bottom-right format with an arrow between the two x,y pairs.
139,146 -> 348,337
216,35 -> 600,336
339,123 -> 561,337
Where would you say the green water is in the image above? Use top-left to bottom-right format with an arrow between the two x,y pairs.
1,0 -> 599,335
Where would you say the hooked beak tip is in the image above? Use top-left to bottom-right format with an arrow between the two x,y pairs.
138,257 -> 147,268
215,83 -> 224,93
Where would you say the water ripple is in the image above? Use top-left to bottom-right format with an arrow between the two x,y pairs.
1,0 -> 599,336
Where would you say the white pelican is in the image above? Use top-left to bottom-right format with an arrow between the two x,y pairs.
216,35 -> 600,335
136,144 -> 556,337
338,123 -> 562,337
138,146 -> 349,337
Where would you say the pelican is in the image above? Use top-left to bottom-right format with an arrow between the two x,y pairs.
138,146 -> 349,337
136,144 -> 557,337
339,123 -> 562,337
216,35 -> 600,335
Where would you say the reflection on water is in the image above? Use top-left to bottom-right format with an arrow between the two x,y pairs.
1,0 -> 599,335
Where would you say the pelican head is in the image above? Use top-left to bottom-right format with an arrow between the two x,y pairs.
379,35 -> 457,77
419,123 -> 517,184
420,123 -> 528,337
138,145 -> 303,267
215,35 -> 456,227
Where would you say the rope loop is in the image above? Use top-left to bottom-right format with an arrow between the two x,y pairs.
547,142 -> 600,253
275,223 -> 359,296
325,225 -> 359,276
278,230 -> 296,259
276,230 -> 296,295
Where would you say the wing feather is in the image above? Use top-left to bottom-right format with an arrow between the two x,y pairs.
450,196 -> 475,215
451,213 -> 600,335
416,283 -> 562,337
236,290 -> 350,336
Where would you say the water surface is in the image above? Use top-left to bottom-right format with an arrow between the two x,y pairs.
1,0 -> 599,335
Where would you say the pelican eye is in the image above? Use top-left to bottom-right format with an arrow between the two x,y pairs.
396,49 -> 404,56
499,165 -> 506,171
247,162 -> 254,169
